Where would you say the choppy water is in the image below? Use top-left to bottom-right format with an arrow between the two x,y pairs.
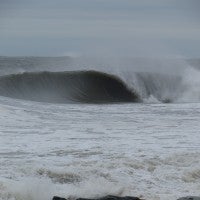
0,57 -> 200,200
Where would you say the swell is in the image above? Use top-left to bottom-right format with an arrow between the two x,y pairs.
0,70 -> 140,104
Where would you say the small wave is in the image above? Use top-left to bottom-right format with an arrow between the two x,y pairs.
37,169 -> 81,184
182,169 -> 200,183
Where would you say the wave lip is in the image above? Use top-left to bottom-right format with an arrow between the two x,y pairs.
0,70 -> 140,104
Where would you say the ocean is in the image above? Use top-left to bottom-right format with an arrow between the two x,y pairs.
0,56 -> 200,200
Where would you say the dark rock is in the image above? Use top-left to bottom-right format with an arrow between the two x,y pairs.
177,197 -> 200,200
53,197 -> 68,200
53,195 -> 141,200
77,196 -> 141,200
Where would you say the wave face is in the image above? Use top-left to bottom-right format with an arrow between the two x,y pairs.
0,70 -> 139,103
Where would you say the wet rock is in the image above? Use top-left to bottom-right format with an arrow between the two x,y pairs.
53,197 -> 67,200
177,197 -> 200,200
53,195 -> 141,200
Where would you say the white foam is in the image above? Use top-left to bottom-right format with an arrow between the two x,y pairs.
1,57 -> 200,200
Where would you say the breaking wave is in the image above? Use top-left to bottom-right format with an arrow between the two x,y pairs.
0,68 -> 199,104
0,70 -> 139,104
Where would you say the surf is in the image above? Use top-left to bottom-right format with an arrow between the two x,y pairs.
0,70 -> 140,104
0,67 -> 199,104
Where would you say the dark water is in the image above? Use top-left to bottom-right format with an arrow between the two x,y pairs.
0,71 -> 139,103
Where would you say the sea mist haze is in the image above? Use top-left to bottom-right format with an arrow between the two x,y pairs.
0,1 -> 200,200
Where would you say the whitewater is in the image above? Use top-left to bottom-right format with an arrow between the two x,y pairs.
0,56 -> 200,200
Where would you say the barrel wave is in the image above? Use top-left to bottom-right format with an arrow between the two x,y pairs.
0,70 -> 140,103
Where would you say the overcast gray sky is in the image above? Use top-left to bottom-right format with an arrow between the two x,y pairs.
0,0 -> 200,57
